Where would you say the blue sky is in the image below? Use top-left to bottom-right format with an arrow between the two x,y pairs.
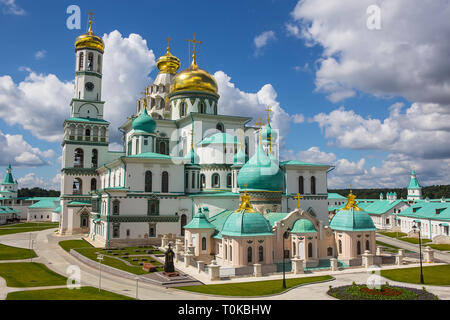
0,0 -> 449,190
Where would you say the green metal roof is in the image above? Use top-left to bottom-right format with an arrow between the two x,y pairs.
28,197 -> 60,209
52,206 -> 62,213
189,191 -> 239,198
208,210 -> 235,239
265,212 -> 289,227
184,149 -> 200,164
66,117 -> 109,124
67,200 -> 91,206
0,206 -> 18,214
184,209 -> 215,229
221,210 -> 273,237
2,165 -> 16,185
328,193 -> 346,199
397,202 -> 450,221
237,145 -> 283,191
354,200 -> 403,215
291,219 -> 317,233
127,152 -> 172,160
198,132 -> 238,145
408,170 -> 421,189
329,208 -> 377,231
280,160 -> 329,167
132,108 -> 156,134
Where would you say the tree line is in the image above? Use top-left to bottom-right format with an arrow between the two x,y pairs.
329,185 -> 450,200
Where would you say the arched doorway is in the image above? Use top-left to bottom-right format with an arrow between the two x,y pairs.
180,214 -> 187,236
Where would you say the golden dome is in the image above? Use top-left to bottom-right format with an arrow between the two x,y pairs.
75,20 -> 104,53
171,56 -> 218,95
156,46 -> 180,74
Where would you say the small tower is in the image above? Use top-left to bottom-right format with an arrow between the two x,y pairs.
407,170 -> 422,201
260,106 -> 278,160
184,128 -> 201,194
231,136 -> 248,193
0,165 -> 18,198
379,192 -> 383,200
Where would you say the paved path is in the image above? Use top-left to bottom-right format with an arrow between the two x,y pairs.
376,234 -> 450,264
0,229 -> 448,300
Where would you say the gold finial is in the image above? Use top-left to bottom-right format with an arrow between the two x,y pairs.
88,11 -> 94,34
236,184 -> 256,212
166,36 -> 172,53
294,193 -> 304,209
186,32 -> 202,67
140,90 -> 148,109
265,106 -> 272,125
190,129 -> 194,150
256,118 -> 265,146
343,184 -> 362,211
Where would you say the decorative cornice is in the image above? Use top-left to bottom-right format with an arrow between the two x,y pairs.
62,140 -> 109,147
75,71 -> 103,78
98,215 -> 180,223
62,167 -> 99,175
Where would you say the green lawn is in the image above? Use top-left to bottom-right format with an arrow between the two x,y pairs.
376,241 -> 400,252
58,240 -> 163,275
175,275 -> 333,297
6,286 -> 135,300
0,222 -> 59,236
378,231 -> 408,238
0,243 -> 37,260
398,237 -> 432,245
0,262 -> 67,287
381,264 -> 450,286
427,244 -> 450,251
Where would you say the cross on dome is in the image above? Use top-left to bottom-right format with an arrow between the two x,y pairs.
186,32 -> 202,66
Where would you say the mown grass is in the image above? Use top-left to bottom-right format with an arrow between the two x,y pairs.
381,264 -> 450,286
426,244 -> 450,251
398,237 -> 432,245
378,231 -> 408,238
0,243 -> 37,260
175,275 -> 333,297
0,262 -> 67,287
6,286 -> 135,300
0,222 -> 59,236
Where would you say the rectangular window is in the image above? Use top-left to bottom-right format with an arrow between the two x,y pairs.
148,200 -> 160,215
144,139 -> 148,146
149,225 -> 156,237
127,141 -> 132,156
113,225 -> 120,238
126,229 -> 130,237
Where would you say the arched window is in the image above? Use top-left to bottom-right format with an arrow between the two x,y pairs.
298,176 -> 304,194
212,173 -> 220,188
145,171 -> 152,192
180,214 -> 187,236
159,141 -> 166,155
73,178 -> 82,195
97,55 -> 102,73
292,242 -> 296,256
87,52 -> 94,71
74,148 -> 84,168
112,200 -> 120,215
85,128 -> 91,138
308,242 -> 313,258
338,240 -> 342,254
90,178 -> 97,191
216,123 -> 224,132
224,245 -> 227,260
230,245 -> 232,261
202,237 -> 207,250
365,240 -> 370,251
310,176 -> 316,195
247,247 -> 252,263
180,102 -> 186,117
199,102 -> 206,114
161,171 -> 169,193
185,172 -> 189,189
226,173 -> 232,188
200,174 -> 206,189
258,246 -> 264,262
357,241 -> 361,255
78,52 -> 84,70
91,149 -> 98,168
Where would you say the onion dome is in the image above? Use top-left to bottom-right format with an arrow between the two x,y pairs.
233,148 -> 248,165
132,108 -> 156,134
237,145 -> 283,191
261,123 -> 278,142
171,55 -> 218,94
291,219 -> 317,233
329,190 -> 376,231
183,208 -> 215,229
221,190 -> 273,237
184,149 -> 200,164
75,19 -> 104,53
156,45 -> 180,75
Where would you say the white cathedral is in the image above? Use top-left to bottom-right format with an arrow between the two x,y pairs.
59,19 -> 332,248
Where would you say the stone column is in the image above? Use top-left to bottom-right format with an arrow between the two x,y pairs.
188,245 -> 196,255
253,264 -> 262,277
208,260 -> 220,281
291,258 -> 304,274
424,247 -> 434,263
197,261 -> 205,273
184,252 -> 193,268
175,239 -> 183,253
361,250 -> 374,268
376,246 -> 382,256
161,235 -> 168,248
395,249 -> 404,266
330,258 -> 338,271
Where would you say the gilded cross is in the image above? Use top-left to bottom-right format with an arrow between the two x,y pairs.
186,32 -> 202,64
87,11 -> 94,32
294,193 -> 303,209
255,118 -> 265,128
265,106 -> 272,124
166,36 -> 172,52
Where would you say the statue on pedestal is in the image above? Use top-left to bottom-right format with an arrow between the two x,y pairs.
164,243 -> 175,273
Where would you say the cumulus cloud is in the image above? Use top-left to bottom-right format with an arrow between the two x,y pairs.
0,130 -> 54,166
18,173 -> 61,190
285,23 -> 300,38
0,0 -> 25,15
214,71 -> 291,145
291,113 -> 305,124
289,0 -> 450,105
0,30 -> 155,144
34,50 -> 47,60
253,31 -> 276,56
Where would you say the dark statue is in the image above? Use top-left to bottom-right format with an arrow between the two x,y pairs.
164,243 -> 175,273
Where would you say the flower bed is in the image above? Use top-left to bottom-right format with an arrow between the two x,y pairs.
327,284 -> 438,300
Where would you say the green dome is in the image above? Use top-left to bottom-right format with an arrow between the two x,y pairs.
329,208 -> 376,232
237,145 -> 283,191
261,123 -> 277,142
132,108 -> 156,134
221,211 -> 273,237
233,148 -> 248,165
184,149 -> 200,164
184,209 -> 215,229
291,219 -> 317,233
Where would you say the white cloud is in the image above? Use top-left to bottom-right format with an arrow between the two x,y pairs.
0,130 -> 54,166
289,0 -> 450,105
214,70 -> 291,145
0,30 -> 156,143
253,31 -> 276,56
285,23 -> 300,38
291,113 -> 305,124
0,0 -> 25,15
34,50 -> 47,60
18,173 -> 61,190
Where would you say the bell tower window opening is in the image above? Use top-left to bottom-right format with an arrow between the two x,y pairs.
216,123 -> 224,133
97,55 -> 102,73
74,148 -> 84,168
73,178 -> 83,195
90,178 -> 97,191
200,102 -> 206,114
78,52 -> 84,70
180,102 -> 186,117
310,176 -> 316,195
299,176 -> 304,194
87,52 -> 94,71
